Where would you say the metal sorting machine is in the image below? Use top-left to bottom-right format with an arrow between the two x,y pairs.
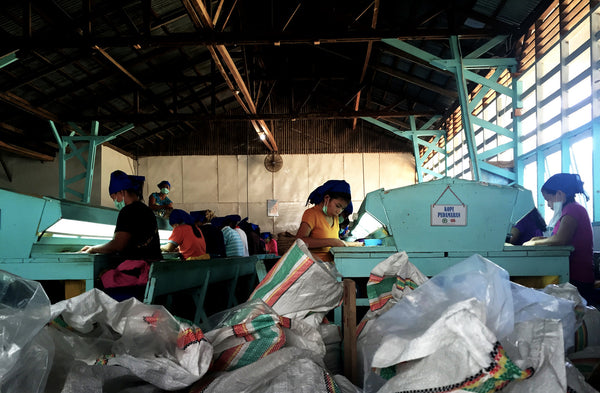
330,177 -> 573,323
0,188 -> 263,323
0,188 -> 173,298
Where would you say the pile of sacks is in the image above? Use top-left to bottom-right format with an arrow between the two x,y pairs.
356,252 -> 599,393
2,242 -> 600,392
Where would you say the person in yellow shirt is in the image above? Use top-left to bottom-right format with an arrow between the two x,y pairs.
296,180 -> 361,262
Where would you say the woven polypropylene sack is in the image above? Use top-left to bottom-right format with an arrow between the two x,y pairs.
356,252 -> 428,339
248,239 -> 343,320
204,299 -> 292,372
47,288 -> 213,391
190,347 -> 345,393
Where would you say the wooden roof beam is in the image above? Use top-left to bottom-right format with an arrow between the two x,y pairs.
68,109 -> 436,122
0,29 -> 504,50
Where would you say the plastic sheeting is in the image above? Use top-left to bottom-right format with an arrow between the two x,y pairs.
0,270 -> 213,393
358,254 -> 591,393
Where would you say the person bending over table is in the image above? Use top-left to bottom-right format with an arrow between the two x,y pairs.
523,173 -> 596,304
161,209 -> 208,260
80,170 -> 161,261
80,170 -> 162,298
296,179 -> 362,262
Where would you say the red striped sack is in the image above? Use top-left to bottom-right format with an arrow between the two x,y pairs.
248,239 -> 343,320
205,300 -> 291,372
357,252 -> 428,338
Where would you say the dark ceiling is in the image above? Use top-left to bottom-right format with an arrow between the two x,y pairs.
0,0 -> 553,161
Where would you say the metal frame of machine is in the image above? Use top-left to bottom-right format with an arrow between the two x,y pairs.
331,177 -> 573,325
0,188 -> 171,297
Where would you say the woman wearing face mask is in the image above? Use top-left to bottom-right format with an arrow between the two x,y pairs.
149,180 -> 174,217
296,180 -> 362,262
523,173 -> 595,301
80,170 -> 162,261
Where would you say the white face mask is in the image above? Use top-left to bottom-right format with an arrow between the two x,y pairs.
545,201 -> 563,236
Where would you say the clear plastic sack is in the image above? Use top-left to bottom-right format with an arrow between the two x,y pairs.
0,270 -> 53,393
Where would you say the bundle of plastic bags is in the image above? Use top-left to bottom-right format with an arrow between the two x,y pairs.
358,254 -> 589,393
0,270 -> 213,393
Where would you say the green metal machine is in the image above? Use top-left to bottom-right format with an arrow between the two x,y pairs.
331,177 -> 573,324
0,188 -> 172,294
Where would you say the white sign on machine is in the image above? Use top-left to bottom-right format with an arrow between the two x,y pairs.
430,185 -> 467,226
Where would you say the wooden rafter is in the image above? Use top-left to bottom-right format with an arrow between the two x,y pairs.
353,0 -> 379,129
183,0 -> 278,152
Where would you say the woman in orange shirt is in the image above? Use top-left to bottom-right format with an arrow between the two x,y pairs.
296,180 -> 358,262
161,209 -> 207,260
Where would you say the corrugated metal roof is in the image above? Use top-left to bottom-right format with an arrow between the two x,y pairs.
0,0 -> 556,159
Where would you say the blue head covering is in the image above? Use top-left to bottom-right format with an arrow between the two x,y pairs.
169,209 -> 195,226
306,180 -> 353,214
158,180 -> 171,189
542,173 -> 589,200
109,170 -> 145,195
190,210 -> 206,223
211,216 -> 225,228
224,214 -> 241,225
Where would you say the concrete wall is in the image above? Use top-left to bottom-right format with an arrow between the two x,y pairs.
138,152 -> 416,236
0,148 -> 416,237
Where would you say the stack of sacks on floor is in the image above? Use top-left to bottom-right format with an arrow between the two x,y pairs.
357,253 -> 598,393
189,239 -> 357,393
0,270 -> 213,393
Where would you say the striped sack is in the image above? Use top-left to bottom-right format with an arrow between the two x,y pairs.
357,252 -> 428,338
248,239 -> 343,320
205,299 -> 291,372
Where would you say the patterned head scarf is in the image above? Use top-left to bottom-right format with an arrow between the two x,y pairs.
541,173 -> 588,200
306,179 -> 353,214
169,209 -> 195,226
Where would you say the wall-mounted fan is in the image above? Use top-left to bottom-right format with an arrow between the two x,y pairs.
264,152 -> 283,172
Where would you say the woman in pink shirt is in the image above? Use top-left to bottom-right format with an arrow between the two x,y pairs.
524,173 -> 595,303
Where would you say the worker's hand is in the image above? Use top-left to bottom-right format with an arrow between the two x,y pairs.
79,245 -> 94,253
523,236 -> 547,246
343,241 -> 364,247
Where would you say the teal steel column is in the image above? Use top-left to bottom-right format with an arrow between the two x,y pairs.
536,149 -> 546,218
383,36 -> 518,184
449,36 -> 480,181
514,75 -> 524,185
85,121 -> 99,203
362,116 -> 446,182
409,116 -> 423,182
49,121 -> 134,203
49,121 -> 67,199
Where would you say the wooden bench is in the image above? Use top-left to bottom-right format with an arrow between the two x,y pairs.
143,256 -> 259,327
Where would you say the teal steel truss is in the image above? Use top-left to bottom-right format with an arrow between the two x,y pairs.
362,115 -> 447,182
382,36 -> 522,184
49,120 -> 134,203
